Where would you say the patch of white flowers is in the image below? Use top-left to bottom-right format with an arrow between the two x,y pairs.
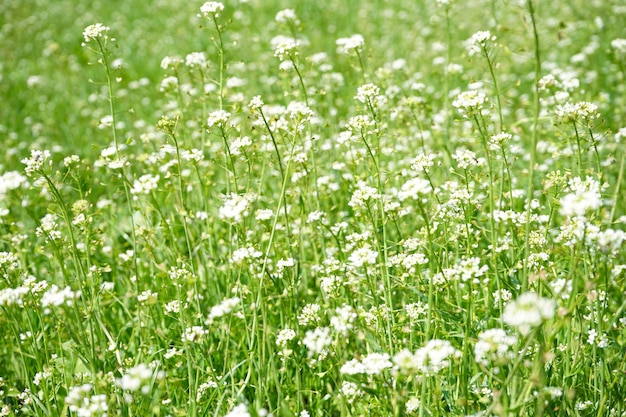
559,176 -> 601,218
21,150 -> 51,176
116,363 -> 164,394
336,34 -> 365,54
474,329 -> 518,367
452,90 -> 489,117
82,23 -> 110,43
502,292 -> 556,336
65,384 -> 108,417
393,340 -> 461,375
199,2 -> 224,17
465,30 -> 497,56
340,352 -> 393,375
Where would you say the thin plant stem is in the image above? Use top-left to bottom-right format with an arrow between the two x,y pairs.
522,0 -> 541,292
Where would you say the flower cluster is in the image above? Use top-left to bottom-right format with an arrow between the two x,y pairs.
21,150 -> 51,176
452,90 -> 489,118
65,384 -> 108,417
271,35 -> 302,61
336,34 -> 365,54
340,353 -> 393,375
219,193 -> 254,223
502,292 -> 556,335
275,9 -> 300,25
199,2 -> 224,18
555,101 -> 600,123
465,30 -> 497,56
116,364 -> 163,394
130,174 -> 159,195
559,176 -> 601,218
207,110 -> 232,128
474,329 -> 518,367
393,340 -> 461,375
82,23 -> 110,43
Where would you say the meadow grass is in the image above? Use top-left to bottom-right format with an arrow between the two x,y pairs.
1,0 -> 626,416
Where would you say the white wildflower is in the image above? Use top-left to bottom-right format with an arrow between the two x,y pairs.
230,136 -> 252,156
348,245 -> 378,268
398,178 -> 431,201
465,31 -> 497,56
255,208 -> 273,221
276,329 -> 296,347
21,150 -> 51,176
474,328 -> 518,366
405,301 -> 429,320
452,90 -> 488,117
349,180 -> 378,209
452,149 -> 482,169
248,95 -> 264,111
82,23 -> 110,43
303,327 -> 333,356
340,381 -> 362,403
413,339 -> 461,374
219,193 -> 253,223
271,35 -> 301,61
406,397 -> 421,413
116,364 -> 163,394
340,353 -> 392,375
362,353 -> 393,374
275,9 -> 299,24
41,285 -> 81,310
160,55 -> 183,70
336,34 -> 365,54
230,246 -> 263,264
0,171 -> 29,196
340,358 -> 366,375
298,304 -> 321,326
555,101 -> 600,123
224,404 -> 250,417
410,152 -> 436,172
345,114 -> 375,133
66,384 -> 108,417
182,326 -> 208,343
185,52 -> 208,69
502,292 -> 556,335
206,110 -> 231,128
559,176 -> 601,218
354,83 -> 383,106
207,297 -> 240,323
130,174 -> 159,195
199,2 -> 225,17
330,305 -> 357,335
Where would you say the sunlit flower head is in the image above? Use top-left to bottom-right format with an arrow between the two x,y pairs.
82,23 -> 110,43
502,292 -> 556,335
199,2 -> 225,18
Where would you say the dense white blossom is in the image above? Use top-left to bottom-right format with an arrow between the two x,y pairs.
199,2 -> 224,17
559,177 -> 601,218
116,364 -> 163,394
82,23 -> 110,43
336,34 -> 365,54
502,292 -> 556,335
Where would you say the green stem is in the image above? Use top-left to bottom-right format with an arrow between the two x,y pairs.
355,48 -> 367,82
573,122 -> 583,175
96,38 -> 140,289
220,126 -> 239,193
359,130 -> 395,353
609,151 -> 625,224
522,0 -> 541,292
483,48 -> 504,131
290,55 -> 309,106
212,16 -> 225,110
